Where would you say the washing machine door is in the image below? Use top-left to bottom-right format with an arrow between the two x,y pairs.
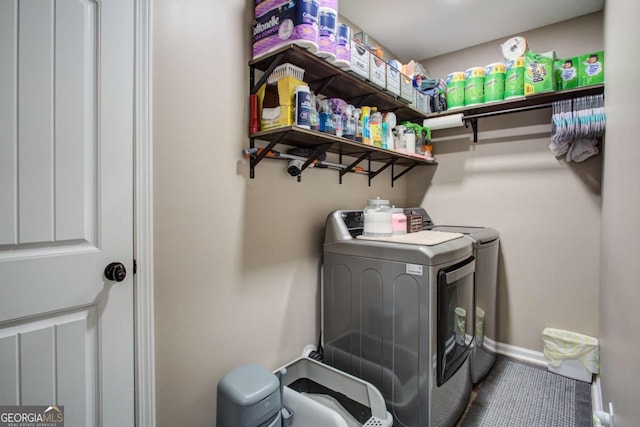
437,256 -> 475,386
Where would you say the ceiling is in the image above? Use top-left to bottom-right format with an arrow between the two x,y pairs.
339,0 -> 604,62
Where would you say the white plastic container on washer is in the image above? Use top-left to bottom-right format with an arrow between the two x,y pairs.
363,198 -> 392,237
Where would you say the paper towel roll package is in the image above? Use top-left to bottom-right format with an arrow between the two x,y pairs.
423,113 -> 464,130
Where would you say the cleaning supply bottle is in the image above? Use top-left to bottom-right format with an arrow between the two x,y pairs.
424,127 -> 434,160
318,99 -> 333,134
403,123 -> 416,154
381,122 -> 388,149
343,105 -> 356,140
412,124 -> 425,156
383,112 -> 396,150
309,92 -> 319,131
294,85 -> 311,129
370,109 -> 383,147
361,106 -> 371,145
394,124 -> 406,153
354,108 -> 362,142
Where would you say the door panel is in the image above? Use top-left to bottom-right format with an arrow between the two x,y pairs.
1,0 -> 97,249
0,0 -> 134,425
0,309 -> 97,425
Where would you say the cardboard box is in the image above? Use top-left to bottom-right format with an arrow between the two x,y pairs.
369,54 -> 386,89
350,40 -> 369,80
557,57 -> 579,90
579,51 -> 604,86
256,75 -> 305,130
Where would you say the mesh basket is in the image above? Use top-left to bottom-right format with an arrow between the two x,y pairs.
267,63 -> 305,84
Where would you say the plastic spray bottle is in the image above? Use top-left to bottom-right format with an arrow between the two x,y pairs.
343,105 -> 356,140
361,106 -> 371,145
402,122 -> 418,154
424,127 -> 434,160
370,108 -> 383,148
354,108 -> 362,142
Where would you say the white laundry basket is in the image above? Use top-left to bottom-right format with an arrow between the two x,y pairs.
542,327 -> 599,383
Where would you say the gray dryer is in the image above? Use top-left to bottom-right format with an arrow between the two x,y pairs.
405,208 -> 500,384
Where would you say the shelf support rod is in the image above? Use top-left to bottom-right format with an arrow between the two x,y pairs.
392,163 -> 418,187
339,148 -> 343,185
297,143 -> 333,182
463,102 -> 553,121
250,52 -> 286,94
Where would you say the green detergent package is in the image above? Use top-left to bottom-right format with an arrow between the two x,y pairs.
524,51 -> 555,95
558,57 -> 579,90
579,51 -> 604,86
554,60 -> 563,92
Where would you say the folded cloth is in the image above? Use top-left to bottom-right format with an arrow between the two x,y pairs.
566,138 -> 599,162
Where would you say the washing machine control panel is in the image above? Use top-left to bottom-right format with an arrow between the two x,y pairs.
341,211 -> 364,237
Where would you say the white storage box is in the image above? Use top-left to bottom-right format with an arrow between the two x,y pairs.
386,62 -> 401,96
416,90 -> 430,114
543,327 -> 599,383
369,55 -> 386,89
400,73 -> 414,102
350,40 -> 369,80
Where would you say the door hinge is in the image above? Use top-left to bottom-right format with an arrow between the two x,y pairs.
133,259 -> 137,275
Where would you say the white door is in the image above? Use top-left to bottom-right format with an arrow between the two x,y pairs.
0,0 -> 135,426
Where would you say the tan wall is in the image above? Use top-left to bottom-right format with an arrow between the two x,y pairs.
153,0 -> 408,425
600,0 -> 640,424
408,13 -> 604,351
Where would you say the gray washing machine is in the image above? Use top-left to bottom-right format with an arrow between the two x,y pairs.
405,208 -> 500,384
322,210 -> 475,427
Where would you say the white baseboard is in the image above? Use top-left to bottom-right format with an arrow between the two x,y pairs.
492,340 -> 547,366
592,374 -> 603,415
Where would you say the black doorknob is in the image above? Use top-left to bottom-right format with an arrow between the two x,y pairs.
104,262 -> 127,282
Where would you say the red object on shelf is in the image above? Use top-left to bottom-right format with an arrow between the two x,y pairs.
249,94 -> 259,134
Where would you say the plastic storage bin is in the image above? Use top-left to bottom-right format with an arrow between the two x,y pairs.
542,327 -> 599,383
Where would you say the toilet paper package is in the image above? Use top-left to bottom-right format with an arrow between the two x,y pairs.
252,0 -> 319,60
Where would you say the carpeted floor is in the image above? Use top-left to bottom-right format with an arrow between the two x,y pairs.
458,356 -> 592,427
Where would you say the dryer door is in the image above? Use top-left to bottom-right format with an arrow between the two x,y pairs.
437,256 -> 475,386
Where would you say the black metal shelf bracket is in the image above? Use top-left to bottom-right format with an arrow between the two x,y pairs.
296,143 -> 333,182
369,158 -> 396,186
347,93 -> 376,107
309,74 -> 340,96
391,162 -> 418,187
250,52 -> 285,94
340,152 -> 370,184
464,118 -> 479,143
249,135 -> 283,179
